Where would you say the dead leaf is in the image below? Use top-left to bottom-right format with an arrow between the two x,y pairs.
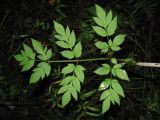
48,0 -> 56,6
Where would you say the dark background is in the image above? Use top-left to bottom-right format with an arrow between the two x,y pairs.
0,0 -> 160,120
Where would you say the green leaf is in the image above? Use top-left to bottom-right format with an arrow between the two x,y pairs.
101,48 -> 109,53
29,62 -> 51,84
62,90 -> 71,107
95,4 -> 106,22
73,42 -> 82,58
98,79 -> 111,91
32,39 -> 44,54
111,58 -> 117,64
70,86 -> 78,100
74,65 -> 85,83
94,67 -> 108,75
106,17 -> 117,36
100,90 -> 110,101
54,21 -> 65,36
22,60 -> 34,72
111,68 -> 116,76
15,48 -> 35,72
61,50 -> 74,59
44,63 -> 51,76
38,62 -> 51,76
102,64 -> 110,68
93,17 -> 104,27
20,58 -> 28,66
72,77 -> 81,93
108,39 -> 113,46
111,45 -> 121,51
112,80 -> 125,97
76,64 -> 86,71
23,44 -> 35,59
66,26 -> 70,39
95,41 -> 108,50
61,64 -> 75,74
14,54 -> 24,61
92,26 -> 107,37
44,46 -> 47,52
47,49 -> 52,59
113,64 -> 123,69
105,10 -> 112,27
55,35 -> 66,41
60,76 -> 73,85
37,55 -> 48,61
55,41 -> 70,48
68,31 -> 76,47
30,72 -> 41,84
57,85 -> 69,94
33,68 -> 44,79
110,89 -> 120,105
94,64 -> 110,75
102,96 -> 111,114
113,35 -> 126,46
115,69 -> 129,81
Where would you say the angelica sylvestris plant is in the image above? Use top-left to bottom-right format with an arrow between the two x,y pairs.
54,21 -> 85,107
93,4 -> 129,114
14,39 -> 52,84
14,4 -> 130,115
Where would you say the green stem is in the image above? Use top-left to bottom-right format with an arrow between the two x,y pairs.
48,58 -> 116,63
